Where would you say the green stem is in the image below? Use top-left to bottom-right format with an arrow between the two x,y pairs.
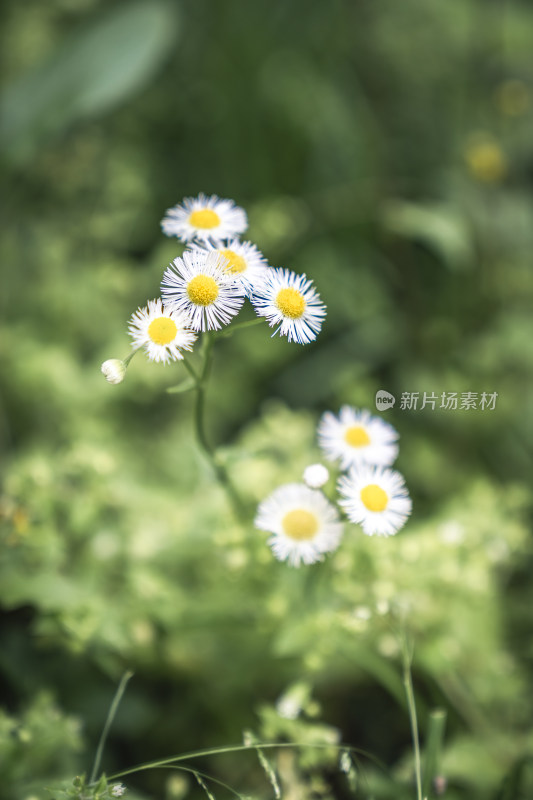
123,348 -> 139,367
422,709 -> 446,799
189,334 -> 248,521
107,740 -> 383,781
89,671 -> 133,785
402,639 -> 423,800
181,353 -> 199,382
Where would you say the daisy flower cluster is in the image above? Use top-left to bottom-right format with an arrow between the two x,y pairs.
255,407 -> 412,567
101,193 -> 327,382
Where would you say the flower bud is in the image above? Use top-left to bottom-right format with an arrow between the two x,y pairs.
302,463 -> 329,489
101,359 -> 126,385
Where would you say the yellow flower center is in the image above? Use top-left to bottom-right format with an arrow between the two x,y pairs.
189,209 -> 221,229
220,248 -> 247,274
276,287 -> 306,319
147,316 -> 178,345
187,275 -> 219,306
360,484 -> 389,512
344,425 -> 371,448
282,509 -> 319,541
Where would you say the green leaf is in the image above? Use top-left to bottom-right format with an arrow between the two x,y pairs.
94,774 -> 108,794
494,756 -> 533,800
381,199 -> 474,271
0,1 -> 178,161
166,376 -> 197,394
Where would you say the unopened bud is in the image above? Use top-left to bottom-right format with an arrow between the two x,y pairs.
303,463 -> 329,489
101,359 -> 126,385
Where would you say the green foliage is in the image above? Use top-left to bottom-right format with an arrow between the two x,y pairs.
0,2 -> 178,163
1,0 -> 533,798
0,693 -> 82,798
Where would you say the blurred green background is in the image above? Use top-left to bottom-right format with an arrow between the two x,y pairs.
1,0 -> 532,798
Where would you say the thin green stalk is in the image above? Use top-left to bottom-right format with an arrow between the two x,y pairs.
89,671 -> 133,785
422,709 -> 446,799
402,640 -> 423,800
123,347 -> 140,368
181,353 -> 199,382
108,740 -> 383,782
187,334 -> 248,520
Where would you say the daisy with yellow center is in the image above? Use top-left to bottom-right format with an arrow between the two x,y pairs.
128,298 -> 197,363
318,406 -> 399,470
196,239 -> 271,296
161,250 -> 245,331
337,465 -> 412,537
255,483 -> 343,567
161,193 -> 248,243
251,268 -> 326,344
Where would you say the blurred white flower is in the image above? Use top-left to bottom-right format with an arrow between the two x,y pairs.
303,463 -> 330,488
338,465 -> 412,536
318,406 -> 399,470
255,483 -> 343,567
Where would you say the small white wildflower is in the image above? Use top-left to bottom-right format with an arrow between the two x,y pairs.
338,465 -> 412,537
303,463 -> 329,489
111,784 -> 126,797
101,359 -> 126,384
250,268 -> 326,344
161,193 -> 248,243
255,483 -> 343,567
161,250 -> 245,331
195,239 -> 271,297
128,298 -> 197,363
318,406 -> 399,470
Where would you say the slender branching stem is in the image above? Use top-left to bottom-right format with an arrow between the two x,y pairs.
184,334 -> 248,521
107,740 -> 383,781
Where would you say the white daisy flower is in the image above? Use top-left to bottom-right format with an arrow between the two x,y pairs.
337,465 -> 412,537
255,483 -> 343,567
251,268 -> 326,344
302,463 -> 330,489
161,250 -> 245,331
196,239 -> 270,296
318,406 -> 399,470
161,193 -> 248,243
128,298 -> 197,363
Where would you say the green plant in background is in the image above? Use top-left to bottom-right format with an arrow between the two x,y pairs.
1,0 -> 533,798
